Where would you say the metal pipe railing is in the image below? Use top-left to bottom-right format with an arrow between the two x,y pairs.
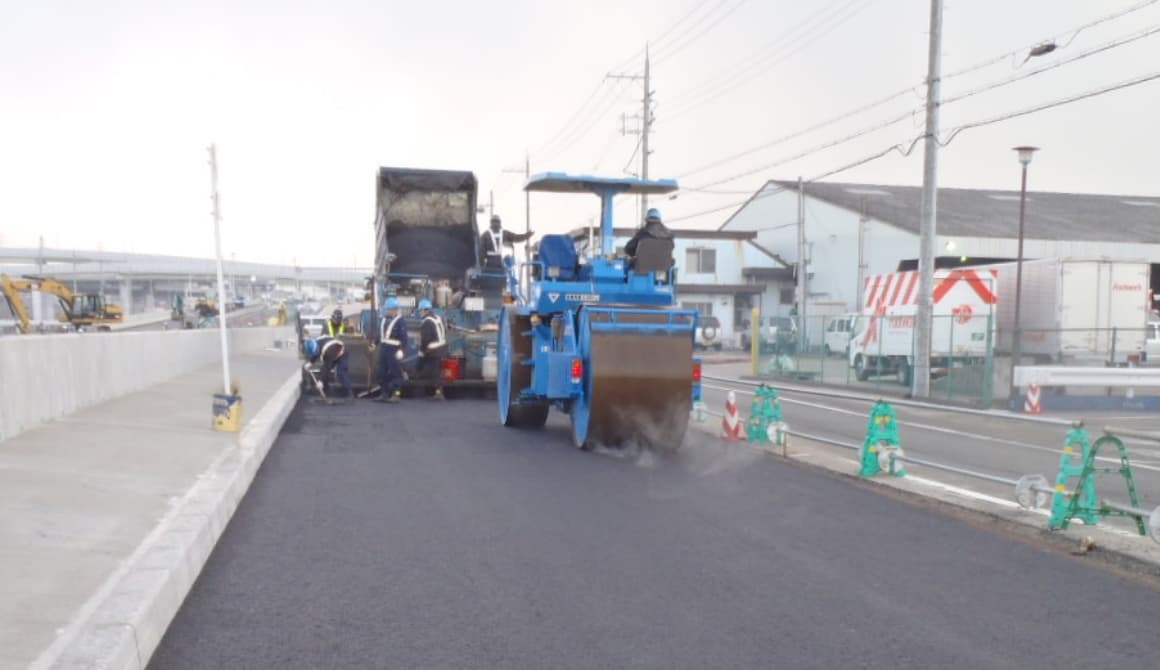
702,374 -> 1074,427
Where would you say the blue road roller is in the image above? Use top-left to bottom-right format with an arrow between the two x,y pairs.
497,173 -> 703,452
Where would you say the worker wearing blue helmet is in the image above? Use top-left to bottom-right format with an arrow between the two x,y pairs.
625,207 -> 673,258
376,296 -> 408,403
417,298 -> 448,400
305,334 -> 352,402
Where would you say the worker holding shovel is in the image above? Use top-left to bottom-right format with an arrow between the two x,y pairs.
376,297 -> 409,404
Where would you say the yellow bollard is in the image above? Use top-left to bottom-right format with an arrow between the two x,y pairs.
750,307 -> 760,377
212,381 -> 243,432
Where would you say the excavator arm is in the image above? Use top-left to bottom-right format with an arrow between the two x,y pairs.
1,274 -> 34,334
1,274 -> 124,333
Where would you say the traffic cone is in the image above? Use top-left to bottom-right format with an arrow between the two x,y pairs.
722,391 -> 743,440
1024,383 -> 1042,414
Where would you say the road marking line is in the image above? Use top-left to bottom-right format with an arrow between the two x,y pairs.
703,382 -> 1160,475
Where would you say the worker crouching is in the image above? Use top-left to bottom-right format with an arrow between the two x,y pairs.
376,297 -> 408,403
418,299 -> 447,400
306,336 -> 353,402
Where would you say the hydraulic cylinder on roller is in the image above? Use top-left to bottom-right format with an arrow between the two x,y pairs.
496,173 -> 703,452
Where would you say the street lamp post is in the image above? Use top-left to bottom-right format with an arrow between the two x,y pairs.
1011,146 -> 1038,391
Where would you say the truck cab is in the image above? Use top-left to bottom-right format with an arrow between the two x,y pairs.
823,313 -> 857,357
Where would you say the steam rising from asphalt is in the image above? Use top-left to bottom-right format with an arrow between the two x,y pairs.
589,401 -> 763,481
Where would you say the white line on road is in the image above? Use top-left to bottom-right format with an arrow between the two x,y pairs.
702,382 -> 1160,475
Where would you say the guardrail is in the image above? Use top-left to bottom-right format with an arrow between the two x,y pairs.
703,373 -> 1072,426
1013,366 -> 1160,388
696,376 -> 1160,544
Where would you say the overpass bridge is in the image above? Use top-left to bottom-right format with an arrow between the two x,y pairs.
0,246 -> 371,322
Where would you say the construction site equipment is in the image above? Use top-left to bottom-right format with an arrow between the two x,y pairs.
343,167 -> 504,396
496,173 -> 702,452
1,274 -> 124,333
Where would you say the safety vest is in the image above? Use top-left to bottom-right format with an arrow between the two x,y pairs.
326,320 -> 345,336
423,314 -> 447,351
380,314 -> 403,347
486,229 -> 504,258
319,337 -> 344,360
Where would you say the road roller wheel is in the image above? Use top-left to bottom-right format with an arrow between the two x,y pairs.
571,310 -> 693,453
498,306 -> 549,428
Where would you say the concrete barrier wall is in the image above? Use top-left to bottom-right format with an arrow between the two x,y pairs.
0,327 -> 295,443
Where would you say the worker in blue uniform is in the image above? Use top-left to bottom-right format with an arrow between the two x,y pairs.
305,335 -> 352,401
417,299 -> 447,400
376,297 -> 408,403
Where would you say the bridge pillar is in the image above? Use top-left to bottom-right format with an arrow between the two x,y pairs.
120,278 -> 132,315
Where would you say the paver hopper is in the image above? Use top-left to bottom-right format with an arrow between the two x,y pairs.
497,173 -> 703,452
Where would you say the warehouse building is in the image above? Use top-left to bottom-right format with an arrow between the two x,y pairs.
718,180 -> 1160,330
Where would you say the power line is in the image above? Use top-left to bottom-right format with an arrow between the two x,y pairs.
653,0 -> 752,64
942,0 -> 1159,80
676,15 -> 1160,187
668,136 -> 924,224
688,107 -> 917,190
649,0 -> 719,52
528,0 -> 737,164
939,68 -> 1160,146
669,69 -> 1160,226
940,23 -> 1160,107
538,79 -> 629,164
667,0 -> 872,119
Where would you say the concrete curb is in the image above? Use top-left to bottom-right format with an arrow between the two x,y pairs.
29,371 -> 302,670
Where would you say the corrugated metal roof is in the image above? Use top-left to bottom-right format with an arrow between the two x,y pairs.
748,181 -> 1160,243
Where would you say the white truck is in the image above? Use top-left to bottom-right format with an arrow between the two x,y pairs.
848,268 -> 998,385
968,258 -> 1150,365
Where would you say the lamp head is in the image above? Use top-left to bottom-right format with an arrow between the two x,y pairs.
1013,146 -> 1039,166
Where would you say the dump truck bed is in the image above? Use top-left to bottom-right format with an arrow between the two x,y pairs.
375,167 -> 480,287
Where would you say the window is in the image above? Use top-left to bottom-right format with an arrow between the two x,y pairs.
779,288 -> 795,304
682,301 -> 713,317
685,248 -> 716,274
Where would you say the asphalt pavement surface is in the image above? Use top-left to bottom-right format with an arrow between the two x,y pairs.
700,369 -> 1160,514
150,396 -> 1160,669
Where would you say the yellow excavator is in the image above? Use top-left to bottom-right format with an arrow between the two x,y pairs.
1,274 -> 124,333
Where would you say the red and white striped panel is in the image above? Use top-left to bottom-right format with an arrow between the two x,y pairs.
863,271 -> 920,310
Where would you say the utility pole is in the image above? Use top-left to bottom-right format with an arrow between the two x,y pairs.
609,44 -> 653,227
500,152 -> 533,264
913,0 -> 943,398
796,177 -> 807,346
857,200 -> 868,310
208,144 -> 231,397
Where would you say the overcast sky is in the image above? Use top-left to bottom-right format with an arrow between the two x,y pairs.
4,0 -> 1159,267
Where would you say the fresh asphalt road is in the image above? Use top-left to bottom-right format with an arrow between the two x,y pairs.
149,396 -> 1159,669
700,367 -> 1160,516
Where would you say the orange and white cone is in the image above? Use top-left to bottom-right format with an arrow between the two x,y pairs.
722,391 -> 744,440
1024,383 -> 1042,414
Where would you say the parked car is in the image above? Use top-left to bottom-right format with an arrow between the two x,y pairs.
823,313 -> 857,357
740,316 -> 798,354
299,314 -> 328,339
695,315 -> 723,351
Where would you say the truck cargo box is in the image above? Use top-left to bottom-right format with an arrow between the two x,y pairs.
967,258 -> 1149,363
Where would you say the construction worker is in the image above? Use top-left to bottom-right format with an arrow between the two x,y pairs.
305,335 -> 353,402
624,208 -> 673,258
480,214 -> 533,270
325,308 -> 345,337
376,297 -> 408,403
417,299 -> 447,399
